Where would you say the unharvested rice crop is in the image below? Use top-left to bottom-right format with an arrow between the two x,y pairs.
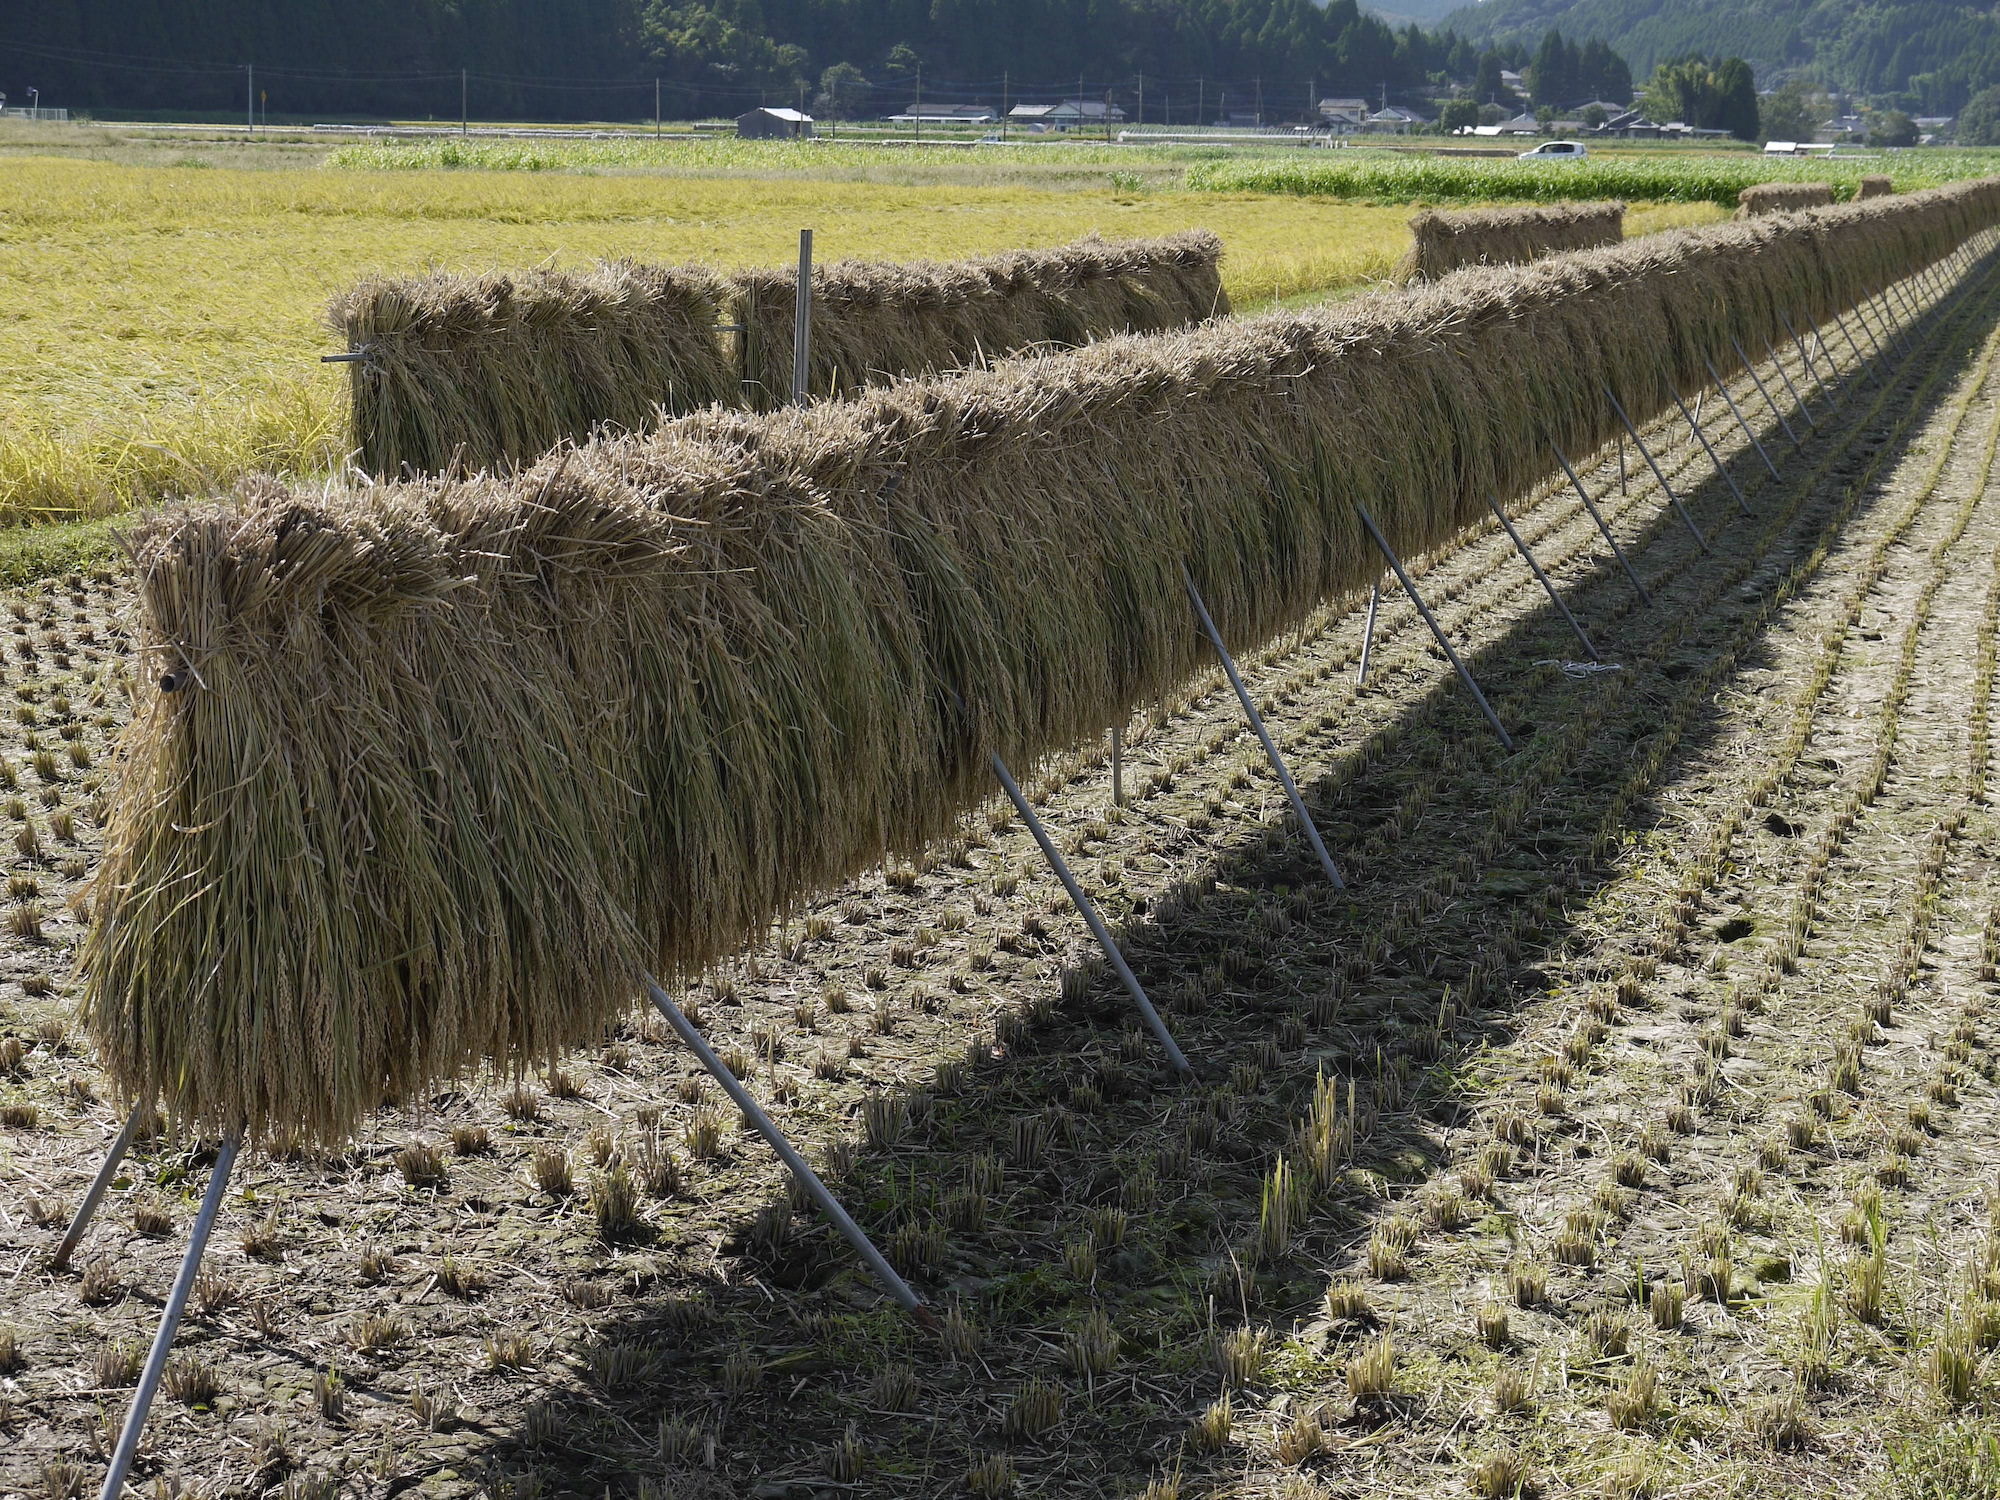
331,262 -> 736,477
333,233 -> 1227,471
1394,202 -> 1624,282
0,157 -> 1409,518
1189,150 -> 2000,208
1859,174 -> 1895,200
1739,181 -> 1837,217
81,179 -> 2000,1144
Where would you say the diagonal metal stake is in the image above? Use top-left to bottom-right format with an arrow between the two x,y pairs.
1698,355 -> 1778,482
1671,378 -> 1751,509
52,1105 -> 145,1271
986,753 -> 1193,1076
1602,385 -> 1709,552
1763,337 -> 1817,428
1782,309 -> 1836,406
98,1131 -> 241,1500
640,973 -> 933,1323
1872,285 -> 1914,356
1486,493 -> 1600,662
1550,441 -> 1650,604
1183,569 -> 1346,889
1837,306 -> 1881,369
1356,577 -> 1381,686
1735,336 -> 1804,445
1353,501 -> 1513,751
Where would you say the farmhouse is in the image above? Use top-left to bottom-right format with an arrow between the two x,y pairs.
1316,97 -> 1371,129
1368,105 -> 1433,132
1007,99 -> 1127,130
885,103 -> 997,125
737,106 -> 814,139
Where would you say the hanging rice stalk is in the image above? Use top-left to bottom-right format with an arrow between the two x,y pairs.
733,231 -> 1229,408
331,261 -> 736,479
1394,202 -> 1625,282
86,179 -> 2000,1145
1857,176 -> 1895,201
1737,182 -> 1837,217
336,233 -> 1230,469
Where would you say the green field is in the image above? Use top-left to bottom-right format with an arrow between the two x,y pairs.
1190,148 -> 2000,206
9,119 -> 1966,523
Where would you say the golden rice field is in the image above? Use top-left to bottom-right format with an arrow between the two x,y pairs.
0,151 -> 1721,522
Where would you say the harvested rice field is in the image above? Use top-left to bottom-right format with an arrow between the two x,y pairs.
4,242 -> 2000,1500
0,129 -> 1732,523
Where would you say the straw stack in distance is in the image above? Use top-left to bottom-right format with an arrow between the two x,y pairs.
737,231 -> 1229,410
330,262 -> 737,480
1395,202 -> 1625,282
86,180 -> 2000,1145
1738,181 -> 1838,217
1858,175 -> 1895,200
334,232 -> 1228,474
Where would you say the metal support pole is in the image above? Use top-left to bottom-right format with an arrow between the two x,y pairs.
1672,378 -> 1753,507
1486,493 -> 1600,662
97,1132 -> 241,1500
1837,307 -> 1881,370
1764,338 -> 1817,428
791,229 -> 814,407
987,756 -> 1193,1075
1551,442 -> 1650,604
1109,724 -> 1124,806
1872,287 -> 1913,356
1735,336 -> 1803,445
1889,278 -> 1923,335
984,764 -> 1184,1080
1858,292 -> 1896,356
1698,355 -> 1777,483
1617,432 -> 1628,494
641,975 -> 931,1320
1603,386 -> 1709,552
1356,578 -> 1380,685
1184,572 -> 1346,888
51,1106 -> 144,1271
1353,503 -> 1513,751
1792,308 -> 1832,408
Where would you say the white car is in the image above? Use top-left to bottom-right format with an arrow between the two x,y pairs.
1518,140 -> 1589,159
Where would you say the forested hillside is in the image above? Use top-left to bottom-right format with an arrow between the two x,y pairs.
1441,0 -> 2000,113
5,0 -> 1482,121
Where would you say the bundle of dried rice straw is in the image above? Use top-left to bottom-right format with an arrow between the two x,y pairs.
334,233 -> 1229,472
1738,181 -> 1837,217
1395,202 -> 1625,282
88,179 -> 2000,1144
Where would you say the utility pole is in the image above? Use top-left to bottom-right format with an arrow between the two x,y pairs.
914,63 -> 921,141
461,68 -> 468,135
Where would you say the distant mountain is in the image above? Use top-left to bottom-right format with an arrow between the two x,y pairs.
1360,0 -> 1466,26
1437,0 -> 2000,111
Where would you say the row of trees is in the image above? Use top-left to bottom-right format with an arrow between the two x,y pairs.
4,0 -> 1634,122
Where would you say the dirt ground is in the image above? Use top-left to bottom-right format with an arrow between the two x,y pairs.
4,249 -> 2000,1500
